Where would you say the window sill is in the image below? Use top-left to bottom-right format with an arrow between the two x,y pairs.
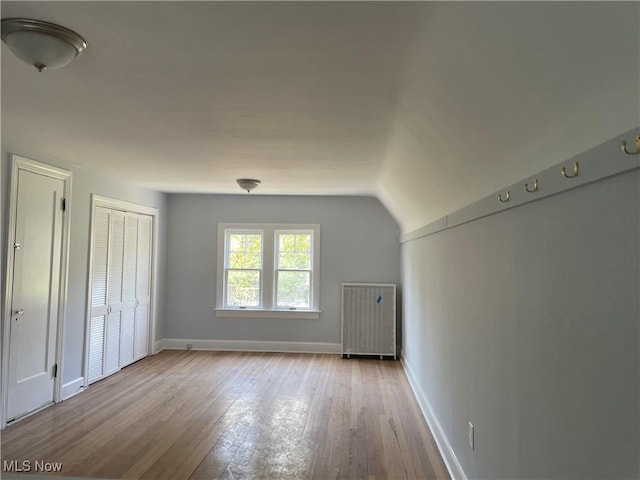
214,308 -> 321,319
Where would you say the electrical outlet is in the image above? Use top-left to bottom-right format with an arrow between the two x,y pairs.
186,343 -> 193,350
468,422 -> 474,450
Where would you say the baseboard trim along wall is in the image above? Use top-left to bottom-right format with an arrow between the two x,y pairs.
153,340 -> 164,354
61,377 -> 85,401
401,355 -> 468,480
160,338 -> 341,354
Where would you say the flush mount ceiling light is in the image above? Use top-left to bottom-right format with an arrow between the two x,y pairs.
236,178 -> 261,193
1,18 -> 87,72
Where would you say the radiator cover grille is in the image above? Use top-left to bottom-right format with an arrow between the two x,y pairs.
341,283 -> 396,358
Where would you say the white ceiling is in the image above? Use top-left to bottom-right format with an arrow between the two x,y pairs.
2,2 -> 638,232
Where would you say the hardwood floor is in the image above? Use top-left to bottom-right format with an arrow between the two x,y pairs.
1,350 -> 449,479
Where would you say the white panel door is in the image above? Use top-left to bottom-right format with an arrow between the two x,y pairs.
134,215 -> 152,360
88,207 -> 110,383
7,169 -> 65,421
119,213 -> 138,367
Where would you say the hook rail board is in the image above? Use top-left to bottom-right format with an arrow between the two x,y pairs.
401,127 -> 640,244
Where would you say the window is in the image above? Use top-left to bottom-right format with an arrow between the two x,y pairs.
225,230 -> 262,307
276,231 -> 312,308
216,224 -> 320,318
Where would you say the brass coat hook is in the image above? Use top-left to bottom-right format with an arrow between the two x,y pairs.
498,190 -> 510,202
524,179 -> 539,193
561,162 -> 579,179
621,134 -> 640,155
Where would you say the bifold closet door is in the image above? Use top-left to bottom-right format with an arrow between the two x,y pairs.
89,208 -> 125,383
104,211 -> 125,376
89,206 -> 153,384
134,215 -> 152,360
119,213 -> 138,368
88,207 -> 110,383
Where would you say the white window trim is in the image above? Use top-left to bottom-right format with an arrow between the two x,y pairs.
216,223 -> 321,319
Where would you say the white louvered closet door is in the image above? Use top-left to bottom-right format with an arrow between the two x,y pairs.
119,213 -> 138,368
88,207 -> 110,383
134,215 -> 152,360
104,211 -> 125,376
89,205 -> 154,384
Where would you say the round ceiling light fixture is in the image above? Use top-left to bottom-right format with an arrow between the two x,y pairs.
236,178 -> 261,193
1,18 -> 87,72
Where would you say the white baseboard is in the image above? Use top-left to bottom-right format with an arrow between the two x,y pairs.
160,338 -> 341,354
153,340 -> 164,354
61,377 -> 85,401
401,355 -> 467,480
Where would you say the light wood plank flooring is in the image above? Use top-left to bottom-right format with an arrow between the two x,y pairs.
1,350 -> 449,479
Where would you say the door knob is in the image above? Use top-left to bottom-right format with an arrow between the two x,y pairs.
14,309 -> 24,316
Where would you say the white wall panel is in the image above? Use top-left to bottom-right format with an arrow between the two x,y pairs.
164,195 -> 401,344
402,169 -> 639,479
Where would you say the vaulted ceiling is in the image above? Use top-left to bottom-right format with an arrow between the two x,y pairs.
2,2 -> 638,232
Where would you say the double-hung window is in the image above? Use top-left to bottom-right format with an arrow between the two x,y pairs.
216,224 -> 320,318
224,230 -> 263,307
275,231 -> 312,309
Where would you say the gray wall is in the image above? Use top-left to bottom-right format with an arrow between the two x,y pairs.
402,169 -> 639,478
0,151 -> 167,387
164,194 -> 401,345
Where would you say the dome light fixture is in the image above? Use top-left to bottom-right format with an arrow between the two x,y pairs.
236,178 -> 261,193
1,18 -> 87,72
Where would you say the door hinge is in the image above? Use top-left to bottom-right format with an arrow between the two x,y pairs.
62,198 -> 66,212
53,364 -> 58,378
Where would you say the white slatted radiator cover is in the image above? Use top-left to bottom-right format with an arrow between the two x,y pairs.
341,283 -> 396,359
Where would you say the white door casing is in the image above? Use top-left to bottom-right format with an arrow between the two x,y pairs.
2,156 -> 71,425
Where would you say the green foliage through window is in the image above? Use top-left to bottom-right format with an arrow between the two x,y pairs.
277,233 -> 311,270
276,233 -> 312,308
226,232 -> 262,306
221,226 -> 318,311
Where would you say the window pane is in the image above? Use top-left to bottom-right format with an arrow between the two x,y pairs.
229,234 -> 245,252
278,233 -> 311,270
277,271 -> 310,308
227,270 -> 260,307
229,252 -> 244,269
295,234 -> 311,252
294,253 -> 310,269
244,253 -> 261,269
278,252 -> 295,269
280,234 -> 295,251
245,234 -> 262,253
227,232 -> 262,268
